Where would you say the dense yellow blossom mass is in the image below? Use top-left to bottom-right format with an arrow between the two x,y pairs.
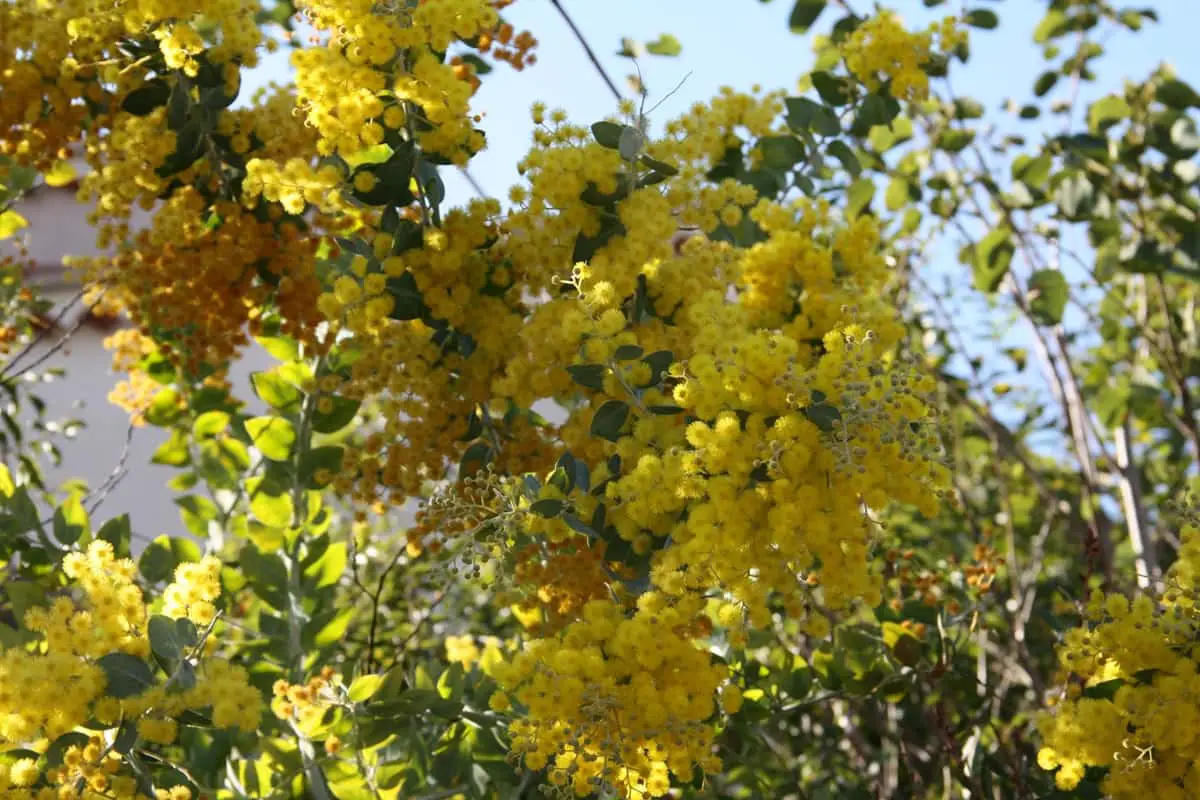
0,0 -> 979,795
1038,525 -> 1200,799
0,542 -> 260,799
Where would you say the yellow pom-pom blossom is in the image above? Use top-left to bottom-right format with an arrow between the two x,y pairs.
287,0 -> 496,159
490,596 -> 724,798
160,556 -> 223,625
841,12 -> 966,102
1038,525 -> 1200,798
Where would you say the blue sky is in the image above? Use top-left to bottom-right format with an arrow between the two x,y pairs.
244,0 -> 1200,205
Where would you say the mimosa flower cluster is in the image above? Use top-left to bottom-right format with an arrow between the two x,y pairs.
1038,526 -> 1200,798
0,542 -> 261,798
841,11 -> 967,102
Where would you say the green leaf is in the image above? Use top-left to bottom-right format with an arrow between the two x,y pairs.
1034,70 -> 1059,97
245,416 -> 297,461
152,429 -> 192,467
851,93 -> 900,136
148,615 -> 186,661
5,487 -> 45,542
1120,240 -> 1175,275
250,477 -> 294,527
240,545 -> 289,609
889,633 -> 924,667
176,495 -> 218,539
618,126 -> 645,161
757,135 -> 806,171
366,689 -> 462,719
1033,10 -> 1068,42
811,72 -> 853,106
386,271 -> 426,321
788,0 -> 827,32
111,722 -> 138,755
459,441 -> 492,477
167,77 -> 190,128
311,395 -> 360,434
785,96 -> 840,137
647,405 -> 684,415
935,129 -> 975,153
562,513 -> 597,536
157,121 -> 205,176
1088,95 -> 1130,133
591,121 -> 624,149
566,364 -> 607,392
139,535 -> 201,583
1056,171 -> 1094,220
1157,78 -> 1200,109
529,498 -> 564,517
144,388 -> 183,426
1012,153 -> 1052,188
352,146 -> 416,206
803,403 -> 842,432
349,674 -> 386,703
304,540 -> 347,588
97,514 -> 133,554
645,33 -> 682,56
973,229 -> 1015,292
638,155 -> 678,177
885,177 -> 911,211
52,495 -> 87,546
252,371 -> 303,413
314,608 -> 354,647
458,53 -> 492,75
1082,678 -> 1124,700
590,400 -> 630,442
256,334 -> 301,363
44,733 -> 91,768
613,344 -> 644,361
300,446 -> 345,489
122,81 -> 171,116
965,8 -> 999,29
5,581 -> 47,628
846,177 -> 875,218
706,145 -> 745,182
437,663 -> 464,701
572,214 -> 626,262
1028,269 -> 1068,325
640,351 -> 674,384
97,653 -> 156,698
953,98 -> 986,120
1058,132 -> 1108,160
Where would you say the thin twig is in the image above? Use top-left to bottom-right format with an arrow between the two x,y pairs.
457,167 -> 490,200
547,0 -> 623,103
396,589 -> 448,653
1,287 -> 93,380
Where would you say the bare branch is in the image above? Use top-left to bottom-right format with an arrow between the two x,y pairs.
547,0 -> 623,103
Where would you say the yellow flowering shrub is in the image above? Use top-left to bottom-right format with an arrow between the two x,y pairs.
1038,525 -> 1200,799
